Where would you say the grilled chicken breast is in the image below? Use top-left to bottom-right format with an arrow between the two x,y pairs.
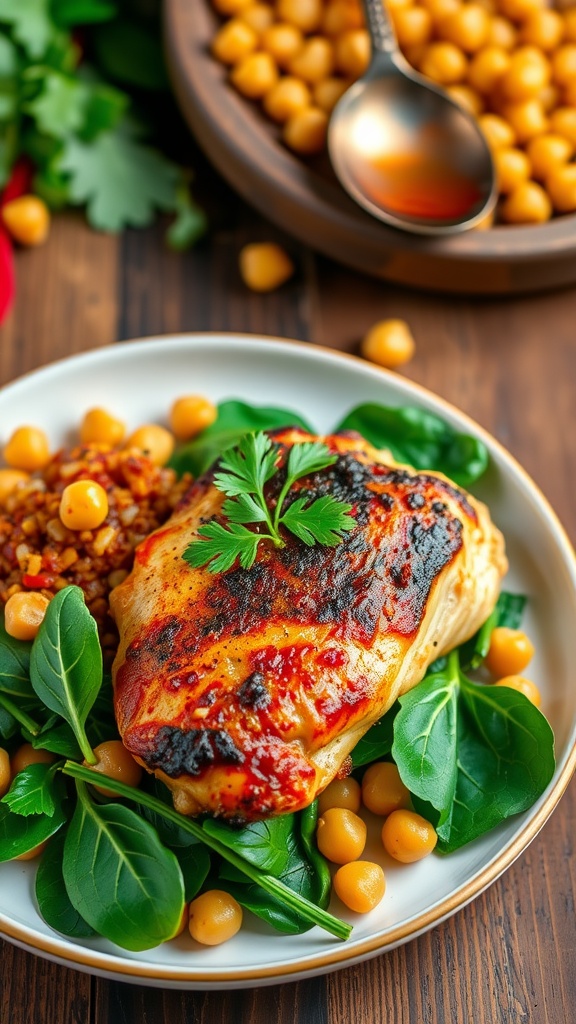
110,428 -> 507,821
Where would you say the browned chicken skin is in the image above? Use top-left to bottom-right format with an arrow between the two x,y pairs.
110,428 -> 507,821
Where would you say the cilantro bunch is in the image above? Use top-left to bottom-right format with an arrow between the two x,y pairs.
0,0 -> 206,243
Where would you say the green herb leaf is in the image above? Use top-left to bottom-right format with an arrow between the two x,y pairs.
63,782 -> 185,951
25,71 -> 88,138
166,182 -> 208,251
0,706 -> 17,741
35,829 -> 96,938
174,844 -> 211,902
0,790 -> 67,862
23,721 -> 82,760
51,0 -> 118,28
185,432 -> 356,573
281,495 -> 355,546
58,127 -> 179,231
2,762 -> 63,817
0,616 -> 33,700
184,521 -> 261,573
30,585 -> 102,765
335,404 -> 489,487
202,815 -> 293,876
168,400 -> 312,478
0,0 -> 53,60
495,591 -> 527,630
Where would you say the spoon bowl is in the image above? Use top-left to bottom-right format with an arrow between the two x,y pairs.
328,1 -> 496,235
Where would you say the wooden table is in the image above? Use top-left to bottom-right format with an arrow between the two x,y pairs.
0,164 -> 574,1024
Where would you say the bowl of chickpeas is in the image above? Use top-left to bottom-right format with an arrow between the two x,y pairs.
164,0 -> 576,293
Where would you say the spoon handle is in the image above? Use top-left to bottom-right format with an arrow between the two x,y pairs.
361,0 -> 398,57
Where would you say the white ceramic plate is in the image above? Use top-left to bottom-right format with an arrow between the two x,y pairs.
1,334 -> 575,989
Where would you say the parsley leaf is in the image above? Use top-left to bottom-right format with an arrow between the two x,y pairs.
183,432 -> 356,573
25,71 -> 89,138
58,126 -> 179,230
0,0 -> 53,59
1,762 -> 62,817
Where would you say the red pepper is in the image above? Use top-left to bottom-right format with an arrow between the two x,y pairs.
0,158 -> 35,325
0,157 -> 34,208
22,573 -> 56,589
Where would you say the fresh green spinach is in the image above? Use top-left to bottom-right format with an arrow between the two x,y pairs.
35,829 -> 96,939
30,586 -> 101,764
0,792 -> 67,862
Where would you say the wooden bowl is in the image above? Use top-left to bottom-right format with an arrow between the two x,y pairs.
164,0 -> 576,295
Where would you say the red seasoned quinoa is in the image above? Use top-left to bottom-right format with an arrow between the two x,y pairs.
0,444 -> 190,660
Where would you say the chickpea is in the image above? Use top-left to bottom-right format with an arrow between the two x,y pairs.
276,0 -> 323,34
494,674 -> 541,706
1,195 -> 50,247
526,133 -> 573,180
551,44 -> 576,88
381,809 -> 437,863
317,776 -> 362,815
263,75 -> 312,122
498,0 -> 546,23
392,7 -> 433,49
188,890 -> 243,945
565,9 -> 576,45
549,106 -> 576,147
447,84 -> 485,115
546,162 -> 576,212
11,743 -> 56,776
125,424 -> 175,466
261,23 -> 304,69
520,10 -> 565,52
478,112 -> 517,149
334,29 -> 371,78
500,179 -> 552,222
316,807 -> 367,864
501,48 -> 550,100
538,82 -> 561,113
3,425 -> 51,472
494,146 -> 532,192
333,861 -> 386,913
563,79 -> 576,106
230,51 -> 279,99
313,76 -> 350,113
437,5 -> 490,54
486,16 -> 517,51
419,0 -> 460,27
361,319 -> 416,369
502,98 -> 548,142
211,19 -> 258,65
239,242 -> 295,291
288,36 -> 335,83
169,396 -> 218,441
212,0 -> 253,14
80,407 -> 125,447
4,592 -> 50,642
361,761 -> 411,816
0,468 -> 29,505
321,0 -> 364,35
15,840 -> 49,862
59,479 -> 109,531
419,42 -> 468,85
485,626 -> 535,676
283,105 -> 328,154
0,748 -> 11,798
467,46 -> 510,95
238,3 -> 275,34
87,739 -> 143,797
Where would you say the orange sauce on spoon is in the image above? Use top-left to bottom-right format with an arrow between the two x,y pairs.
357,152 -> 483,220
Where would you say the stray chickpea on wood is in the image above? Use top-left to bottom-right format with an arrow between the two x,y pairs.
361,319 -> 416,369
239,241 -> 295,290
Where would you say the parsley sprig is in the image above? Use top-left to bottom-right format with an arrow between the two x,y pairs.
183,432 -> 356,573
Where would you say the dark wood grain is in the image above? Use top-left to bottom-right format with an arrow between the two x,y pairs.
0,166 -> 574,1024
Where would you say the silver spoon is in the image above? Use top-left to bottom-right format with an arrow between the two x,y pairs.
327,0 -> 497,235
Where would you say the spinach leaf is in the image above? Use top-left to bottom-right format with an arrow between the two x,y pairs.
334,404 -> 489,487
0,794 -> 67,862
35,829 -> 96,939
351,704 -> 397,768
174,844 -> 212,902
169,400 -> 313,478
23,720 -> 82,760
1,762 -> 63,817
202,814 -> 293,876
30,586 -> 102,764
0,705 -> 18,741
218,804 -> 331,935
392,650 -> 555,852
437,678 -> 555,853
495,591 -> 527,631
0,616 -> 34,699
139,778 -> 200,848
63,782 -> 185,951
